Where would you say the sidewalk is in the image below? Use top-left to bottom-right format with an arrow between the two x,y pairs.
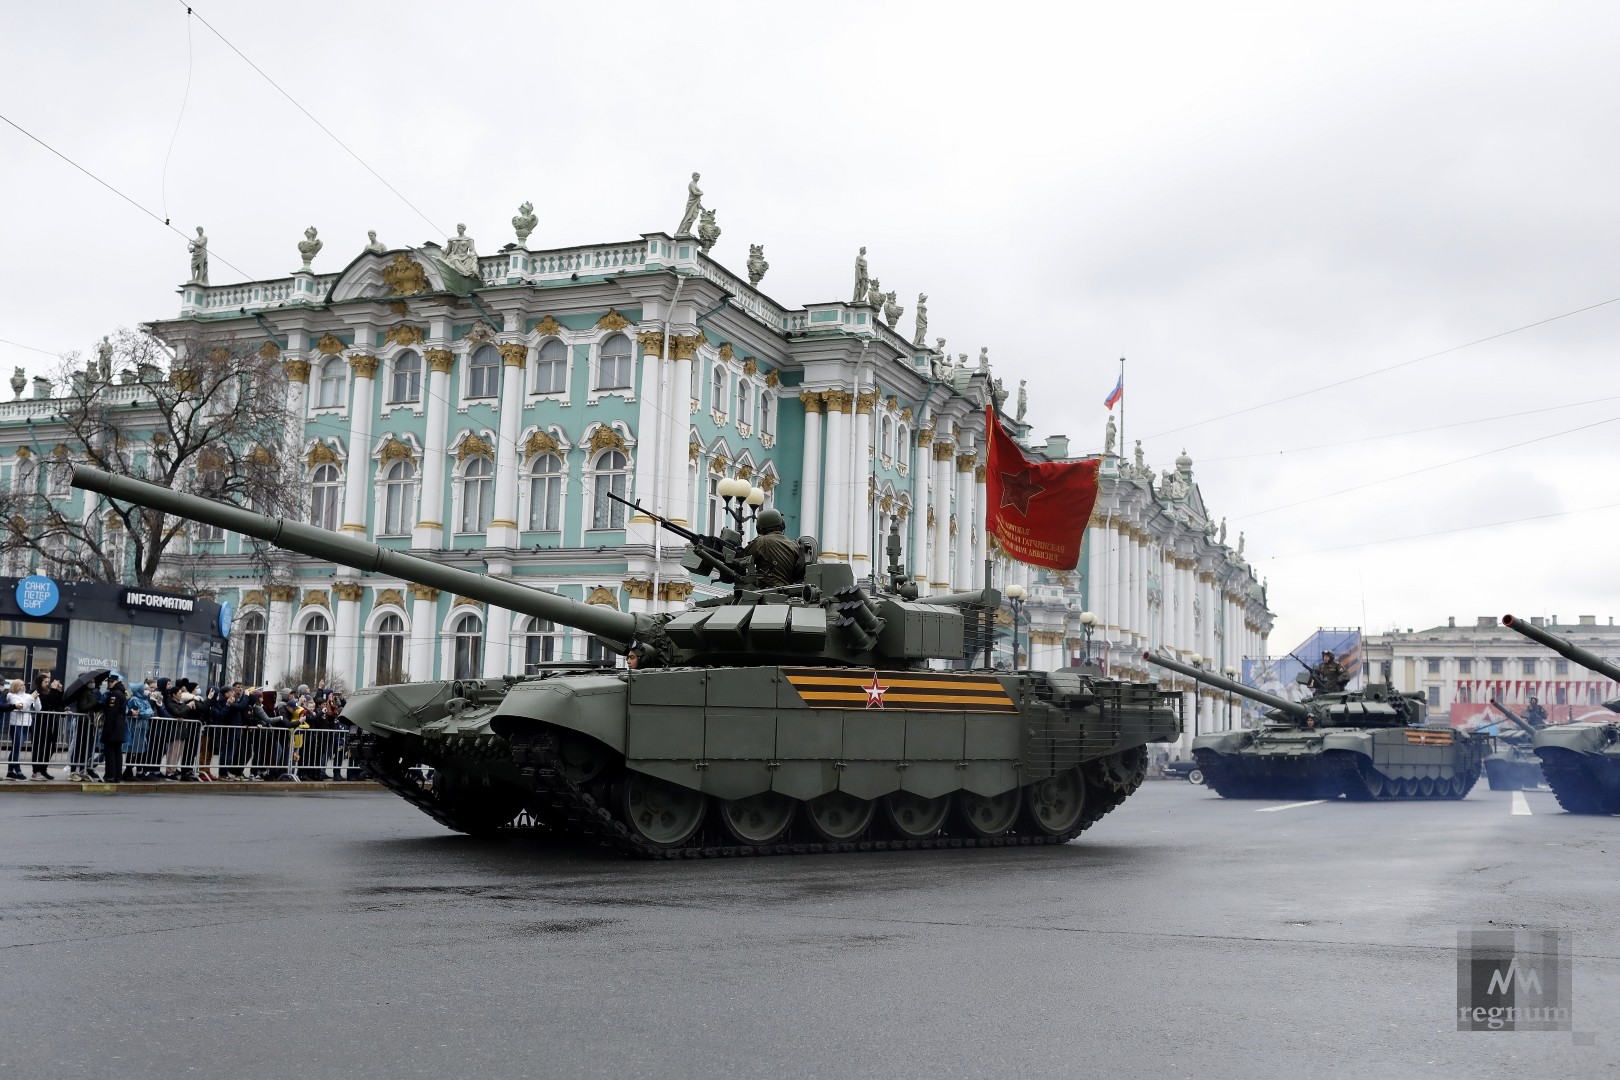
0,779 -> 381,794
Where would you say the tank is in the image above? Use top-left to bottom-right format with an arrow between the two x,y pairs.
1501,614 -> 1620,813
1144,652 -> 1485,800
1476,700 -> 1547,792
72,466 -> 1181,856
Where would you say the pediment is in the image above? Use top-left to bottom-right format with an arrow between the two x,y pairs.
326,250 -> 453,304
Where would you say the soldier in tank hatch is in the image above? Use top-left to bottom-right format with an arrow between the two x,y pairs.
1308,650 -> 1348,695
743,508 -> 804,588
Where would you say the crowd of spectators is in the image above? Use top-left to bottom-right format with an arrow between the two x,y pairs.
1,671 -> 355,783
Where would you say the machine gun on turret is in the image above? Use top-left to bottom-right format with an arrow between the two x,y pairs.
604,490 -> 750,586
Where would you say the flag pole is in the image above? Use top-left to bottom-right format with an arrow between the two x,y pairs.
1118,356 -> 1126,458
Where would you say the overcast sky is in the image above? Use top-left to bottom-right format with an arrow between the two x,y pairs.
3,1 -> 1617,650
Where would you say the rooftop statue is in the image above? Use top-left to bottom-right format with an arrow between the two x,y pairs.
188,226 -> 209,285
364,230 -> 386,255
867,278 -> 883,309
97,336 -> 113,382
512,201 -> 537,246
444,224 -> 480,278
913,292 -> 928,347
1219,517 -> 1227,546
747,244 -> 769,286
1236,532 -> 1245,559
852,246 -> 868,303
1133,439 -> 1145,475
297,226 -> 323,271
884,290 -> 903,329
1104,413 -> 1116,455
1017,379 -> 1028,425
676,172 -> 703,236
978,346 -> 990,373
10,367 -> 25,400
697,208 -> 721,254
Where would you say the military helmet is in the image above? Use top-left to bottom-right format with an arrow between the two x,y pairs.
756,508 -> 785,534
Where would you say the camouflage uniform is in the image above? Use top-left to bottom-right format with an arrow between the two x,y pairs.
745,531 -> 802,588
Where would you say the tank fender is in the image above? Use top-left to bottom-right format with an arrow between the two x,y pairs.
1321,731 -> 1373,756
342,680 -> 456,736
1192,731 -> 1249,753
1533,723 -> 1618,757
489,677 -> 629,753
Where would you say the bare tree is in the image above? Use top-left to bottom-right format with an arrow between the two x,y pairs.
0,328 -> 303,588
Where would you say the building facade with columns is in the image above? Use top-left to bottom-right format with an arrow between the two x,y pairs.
1,203 -> 1273,721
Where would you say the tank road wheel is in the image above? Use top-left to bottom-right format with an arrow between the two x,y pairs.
620,773 -> 707,849
880,791 -> 952,841
1417,776 -> 1436,798
1396,777 -> 1419,799
803,791 -> 877,843
1021,768 -> 1087,838
718,792 -> 796,845
1447,774 -> 1469,799
953,788 -> 1022,839
557,734 -> 611,785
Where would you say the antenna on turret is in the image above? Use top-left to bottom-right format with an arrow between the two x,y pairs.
886,518 -> 915,599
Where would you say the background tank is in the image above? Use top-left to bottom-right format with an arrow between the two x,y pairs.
1501,614 -> 1620,813
1475,700 -> 1547,792
73,466 -> 1181,856
1144,652 -> 1485,801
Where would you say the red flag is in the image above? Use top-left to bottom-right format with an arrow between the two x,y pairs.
984,405 -> 1100,571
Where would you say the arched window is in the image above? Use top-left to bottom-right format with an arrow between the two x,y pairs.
460,457 -> 494,533
317,358 -> 347,408
375,613 -> 406,685
528,453 -> 563,531
239,611 -> 267,687
523,617 -> 558,672
760,394 -> 773,437
598,334 -> 633,390
301,611 -> 331,678
390,350 -> 422,403
737,381 -> 752,426
534,339 -> 567,394
381,460 -> 416,535
452,612 -> 483,679
880,415 -> 894,458
706,474 -> 722,534
591,450 -> 628,530
711,367 -> 726,415
896,423 -> 909,457
309,463 -> 341,531
467,344 -> 500,399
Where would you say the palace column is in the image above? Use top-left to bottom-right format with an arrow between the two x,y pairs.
414,348 -> 454,549
280,355 -> 310,460
820,389 -> 850,561
911,424 -> 932,594
972,462 -> 987,587
666,333 -> 701,526
954,448 -> 975,590
852,389 -> 876,571
626,332 -> 664,547
930,440 -> 953,589
265,585 -> 296,686
340,354 -> 378,535
483,560 -> 512,678
799,392 -> 824,539
332,581 -> 363,689
487,342 -> 528,549
408,585 -> 439,682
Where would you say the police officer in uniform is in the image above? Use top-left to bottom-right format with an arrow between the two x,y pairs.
744,509 -> 804,588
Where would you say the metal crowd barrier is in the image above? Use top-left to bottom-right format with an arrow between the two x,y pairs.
0,712 -> 368,782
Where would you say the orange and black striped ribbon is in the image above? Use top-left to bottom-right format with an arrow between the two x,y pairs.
782,668 -> 1018,713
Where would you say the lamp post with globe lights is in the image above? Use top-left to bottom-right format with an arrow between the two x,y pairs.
1005,584 -> 1027,671
1223,665 -> 1239,731
1079,610 -> 1098,668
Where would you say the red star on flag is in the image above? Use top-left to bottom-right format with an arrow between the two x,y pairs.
997,468 -> 1046,515
863,673 -> 888,709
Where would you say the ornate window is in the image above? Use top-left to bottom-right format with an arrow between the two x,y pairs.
47,459 -> 71,497
390,350 -> 422,403
598,333 -> 633,390
760,394 -> 773,437
523,617 -> 558,671
460,457 -> 494,533
528,453 -> 563,531
706,475 -> 722,534
381,460 -> 416,536
375,613 -> 406,685
309,463 -> 341,531
239,611 -> 266,686
590,450 -> 629,530
880,415 -> 894,458
711,366 -> 726,416
737,381 -> 752,427
896,423 -> 909,455
534,339 -> 567,394
317,358 -> 347,408
301,611 -> 331,678
467,344 -> 500,399
452,612 -> 483,679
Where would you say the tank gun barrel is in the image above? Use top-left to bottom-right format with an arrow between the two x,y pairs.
920,588 -> 1002,609
1486,699 -> 1538,737
71,466 -> 643,646
1502,614 -> 1620,683
1143,651 -> 1311,719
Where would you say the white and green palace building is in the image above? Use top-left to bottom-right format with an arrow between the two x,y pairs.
1,205 -> 1272,740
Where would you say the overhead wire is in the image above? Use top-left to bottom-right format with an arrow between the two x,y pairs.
159,5 -> 195,224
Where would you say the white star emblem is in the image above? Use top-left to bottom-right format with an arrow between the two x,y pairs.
864,673 -> 887,709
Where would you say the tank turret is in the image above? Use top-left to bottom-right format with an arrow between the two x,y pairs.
1144,650 -> 1483,802
1501,614 -> 1620,813
72,467 -> 990,669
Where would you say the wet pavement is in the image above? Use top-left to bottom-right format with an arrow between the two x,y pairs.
1,782 -> 1614,1079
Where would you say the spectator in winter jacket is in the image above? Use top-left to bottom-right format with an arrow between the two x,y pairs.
5,679 -> 39,780
124,683 -> 155,780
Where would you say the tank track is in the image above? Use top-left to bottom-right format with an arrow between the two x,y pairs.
1326,751 -> 1476,801
354,733 -> 529,836
1536,750 -> 1612,814
503,727 -> 1137,860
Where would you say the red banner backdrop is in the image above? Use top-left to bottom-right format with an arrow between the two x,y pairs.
984,406 -> 1100,571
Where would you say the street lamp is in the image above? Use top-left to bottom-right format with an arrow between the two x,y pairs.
1079,609 -> 1098,667
1224,665 -> 1238,731
1006,583 -> 1027,672
745,485 -> 765,526
717,476 -> 750,529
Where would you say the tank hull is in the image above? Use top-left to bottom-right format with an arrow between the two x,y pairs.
1533,722 -> 1620,813
1483,747 -> 1545,791
1191,725 -> 1484,801
342,666 -> 1180,856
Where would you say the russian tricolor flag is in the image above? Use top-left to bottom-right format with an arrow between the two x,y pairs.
1103,375 -> 1123,410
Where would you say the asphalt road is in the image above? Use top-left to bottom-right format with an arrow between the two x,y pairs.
1,781 -> 1613,1080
